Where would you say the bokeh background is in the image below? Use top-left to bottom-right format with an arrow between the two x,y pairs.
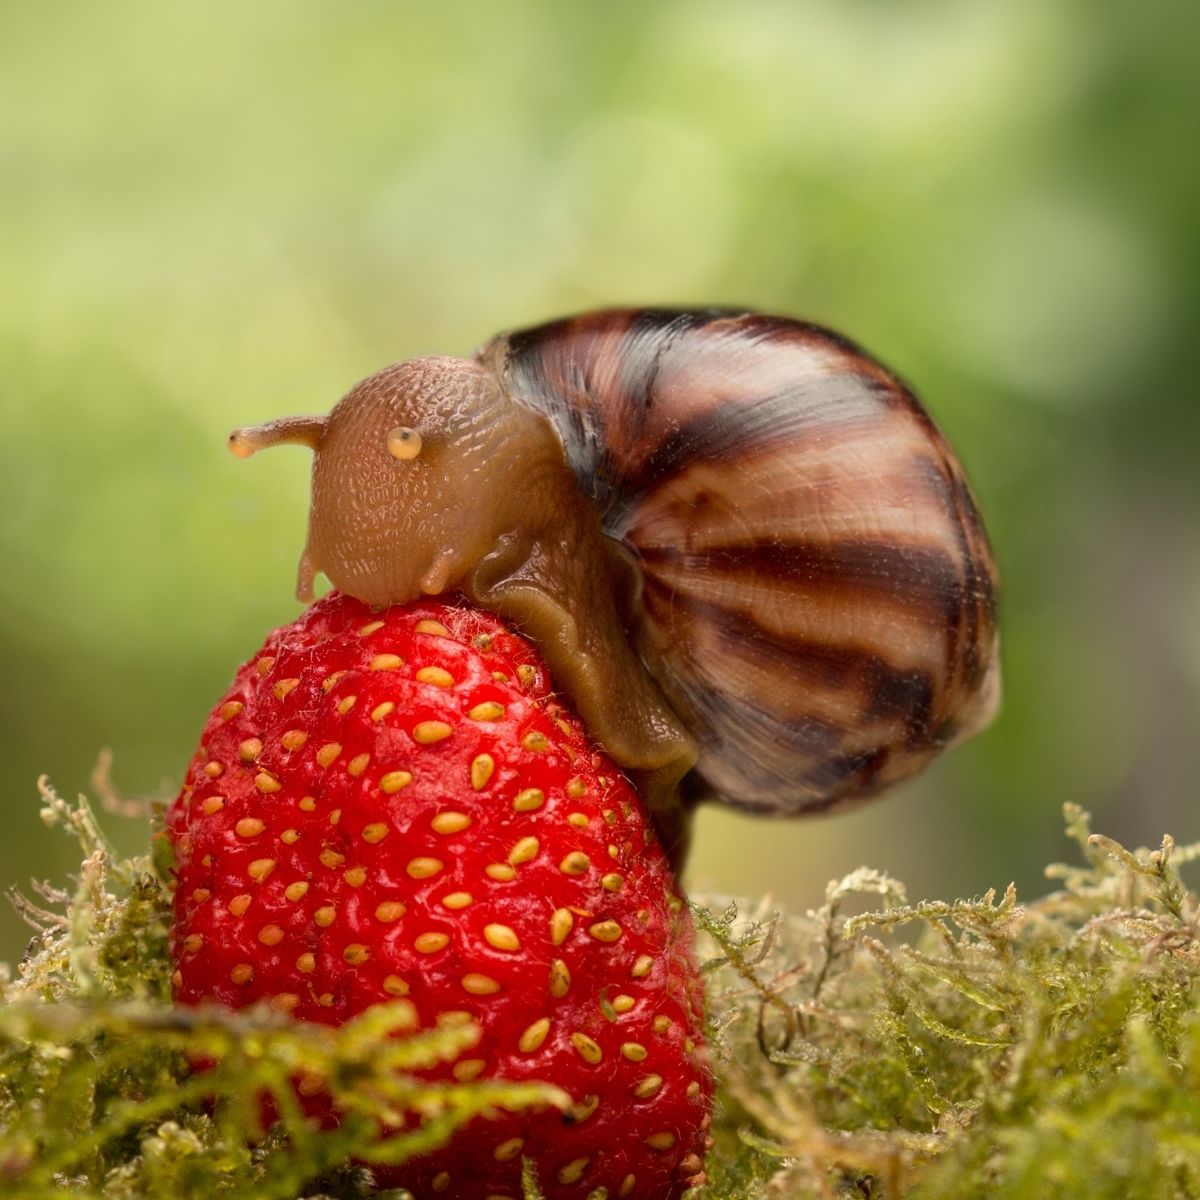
2,0 -> 1197,963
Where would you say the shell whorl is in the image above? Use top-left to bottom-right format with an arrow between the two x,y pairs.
480,308 -> 1000,815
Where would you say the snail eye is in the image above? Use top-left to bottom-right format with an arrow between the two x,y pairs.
387,426 -> 423,461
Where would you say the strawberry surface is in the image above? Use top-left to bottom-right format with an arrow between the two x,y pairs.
167,592 -> 712,1198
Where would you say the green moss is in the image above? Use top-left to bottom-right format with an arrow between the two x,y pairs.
697,807 -> 1200,1199
3,780 -> 1199,1198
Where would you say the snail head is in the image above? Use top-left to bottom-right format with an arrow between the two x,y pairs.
229,356 -> 549,608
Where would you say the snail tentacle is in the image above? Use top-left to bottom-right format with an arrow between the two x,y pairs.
227,416 -> 327,458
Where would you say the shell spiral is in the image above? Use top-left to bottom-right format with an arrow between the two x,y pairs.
480,309 -> 1000,816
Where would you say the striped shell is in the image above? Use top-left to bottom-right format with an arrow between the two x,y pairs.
480,309 -> 999,816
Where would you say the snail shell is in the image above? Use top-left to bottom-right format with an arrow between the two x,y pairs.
229,308 -> 999,849
477,309 -> 999,816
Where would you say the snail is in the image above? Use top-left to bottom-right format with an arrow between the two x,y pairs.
229,308 -> 999,859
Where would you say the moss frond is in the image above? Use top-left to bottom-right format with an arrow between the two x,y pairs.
696,802 -> 1200,1199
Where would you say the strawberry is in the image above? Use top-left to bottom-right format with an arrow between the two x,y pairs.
166,591 -> 712,1198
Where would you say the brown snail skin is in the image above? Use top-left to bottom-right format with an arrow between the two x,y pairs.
229,308 -> 1000,862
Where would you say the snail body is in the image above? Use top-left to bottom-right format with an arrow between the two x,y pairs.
230,308 -> 999,855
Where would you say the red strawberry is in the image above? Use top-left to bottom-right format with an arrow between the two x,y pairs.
167,591 -> 712,1198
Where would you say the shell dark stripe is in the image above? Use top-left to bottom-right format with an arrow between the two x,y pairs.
614,308 -> 743,433
640,573 -> 946,733
901,450 -> 995,693
628,446 -> 966,552
945,469 -> 995,688
485,307 -> 1000,815
615,371 -> 887,529
640,584 -> 951,812
701,706 -> 863,814
500,309 -> 888,509
636,539 -> 966,625
649,656 -> 921,814
640,554 -> 958,683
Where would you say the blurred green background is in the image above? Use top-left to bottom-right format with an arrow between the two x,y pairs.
2,0 -> 1197,964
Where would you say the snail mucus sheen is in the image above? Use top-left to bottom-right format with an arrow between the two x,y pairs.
230,309 -> 999,860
